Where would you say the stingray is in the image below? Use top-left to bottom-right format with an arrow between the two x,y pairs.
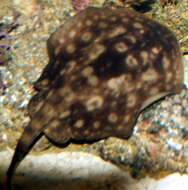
6,7 -> 184,190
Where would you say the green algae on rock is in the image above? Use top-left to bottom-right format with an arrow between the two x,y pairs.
6,6 -> 184,190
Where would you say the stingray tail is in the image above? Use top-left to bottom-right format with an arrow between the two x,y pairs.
6,122 -> 45,190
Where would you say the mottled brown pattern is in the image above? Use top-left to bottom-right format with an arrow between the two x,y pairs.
6,7 -> 184,190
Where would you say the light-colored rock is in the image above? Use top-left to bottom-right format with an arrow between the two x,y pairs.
0,151 -> 188,190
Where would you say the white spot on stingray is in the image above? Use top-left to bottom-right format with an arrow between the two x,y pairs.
41,102 -> 57,118
137,80 -> 144,90
83,129 -> 89,136
77,22 -> 82,28
50,119 -> 60,129
98,21 -> 108,28
60,69 -> 65,76
115,42 -> 128,53
108,113 -> 118,123
166,71 -> 173,82
149,87 -> 159,96
69,30 -> 76,38
66,43 -> 76,54
58,87 -> 75,101
126,35 -> 136,44
58,37 -> 65,44
124,115 -> 130,123
89,43 -> 106,60
122,17 -> 129,23
133,22 -> 143,29
55,46 -> 61,55
108,26 -> 126,38
86,96 -> 103,111
127,93 -> 137,108
74,119 -> 84,128
151,46 -> 161,54
139,29 -> 145,34
85,19 -> 93,26
47,89 -> 54,99
40,78 -> 49,87
66,60 -> 77,73
93,121 -> 100,129
82,66 -> 93,77
142,68 -> 159,82
162,56 -> 170,70
125,54 -> 138,69
124,81 -> 135,93
59,110 -> 71,119
140,51 -> 148,66
107,75 -> 126,92
108,74 -> 134,94
81,32 -> 93,42
117,125 -> 123,131
88,75 -> 98,86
